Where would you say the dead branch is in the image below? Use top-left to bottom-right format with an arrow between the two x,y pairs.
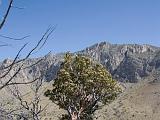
0,0 -> 13,30
6,73 -> 47,120
0,27 -> 55,90
0,34 -> 30,41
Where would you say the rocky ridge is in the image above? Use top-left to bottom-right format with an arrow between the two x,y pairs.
1,42 -> 160,83
78,42 -> 160,82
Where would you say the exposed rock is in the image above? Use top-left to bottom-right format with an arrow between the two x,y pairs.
78,42 -> 159,82
0,42 -> 160,83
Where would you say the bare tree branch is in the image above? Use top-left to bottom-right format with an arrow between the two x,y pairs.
0,1 -> 55,119
0,44 -> 10,47
11,5 -> 25,10
0,40 -> 12,47
0,0 -> 13,30
0,34 -> 30,40
0,43 -> 27,79
0,26 -> 55,91
5,73 -> 48,120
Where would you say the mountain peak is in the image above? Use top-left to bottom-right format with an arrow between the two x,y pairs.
78,42 -> 159,82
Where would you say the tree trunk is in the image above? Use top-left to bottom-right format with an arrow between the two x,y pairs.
71,111 -> 78,120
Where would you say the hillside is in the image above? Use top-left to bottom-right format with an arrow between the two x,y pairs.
95,72 -> 160,120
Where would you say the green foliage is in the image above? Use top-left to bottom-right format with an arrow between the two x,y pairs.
45,53 -> 121,120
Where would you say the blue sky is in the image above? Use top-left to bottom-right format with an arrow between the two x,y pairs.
0,0 -> 160,60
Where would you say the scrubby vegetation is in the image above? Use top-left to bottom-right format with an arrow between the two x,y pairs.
45,53 -> 121,120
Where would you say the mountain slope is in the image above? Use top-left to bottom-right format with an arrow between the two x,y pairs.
94,74 -> 160,120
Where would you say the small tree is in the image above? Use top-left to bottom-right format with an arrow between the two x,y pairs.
45,53 -> 121,120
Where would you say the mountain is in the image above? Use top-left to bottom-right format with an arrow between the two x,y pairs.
1,42 -> 160,84
1,42 -> 160,120
78,42 -> 160,82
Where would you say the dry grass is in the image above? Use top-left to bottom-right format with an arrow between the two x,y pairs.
1,76 -> 160,120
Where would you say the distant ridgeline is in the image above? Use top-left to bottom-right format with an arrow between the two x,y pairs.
1,42 -> 160,83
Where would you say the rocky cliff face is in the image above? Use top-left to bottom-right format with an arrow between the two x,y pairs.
78,42 -> 160,82
1,42 -> 160,83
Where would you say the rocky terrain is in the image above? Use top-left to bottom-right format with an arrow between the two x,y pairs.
1,41 -> 160,83
78,42 -> 160,82
2,41 -> 160,83
0,41 -> 160,120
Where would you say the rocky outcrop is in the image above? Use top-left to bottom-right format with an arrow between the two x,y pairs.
78,42 -> 159,82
